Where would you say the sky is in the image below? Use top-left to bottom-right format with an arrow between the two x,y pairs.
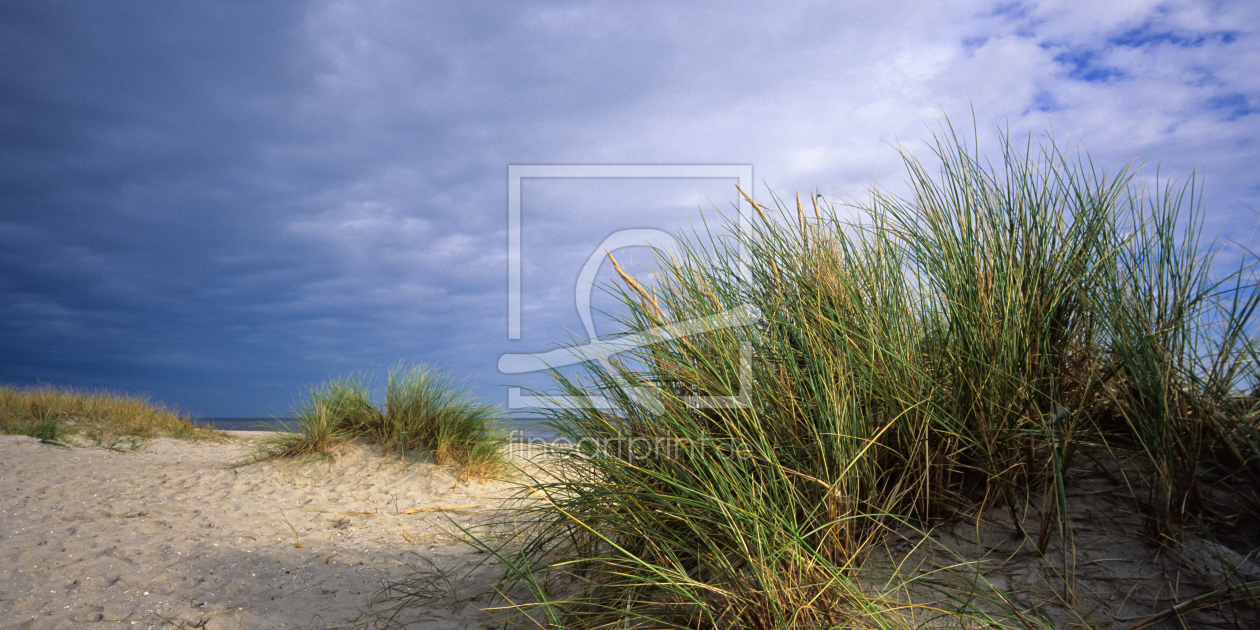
1,1 -> 1258,420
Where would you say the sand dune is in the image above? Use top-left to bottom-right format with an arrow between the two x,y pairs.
0,434 -> 526,629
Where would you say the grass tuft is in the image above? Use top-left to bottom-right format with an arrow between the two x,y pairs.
417,119 -> 1260,629
256,364 -> 506,478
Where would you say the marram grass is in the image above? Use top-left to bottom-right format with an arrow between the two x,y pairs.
256,363 -> 507,478
393,121 -> 1260,629
0,383 -> 216,442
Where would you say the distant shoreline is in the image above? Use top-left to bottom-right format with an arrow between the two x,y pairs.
191,416 -> 561,441
190,417 -> 293,432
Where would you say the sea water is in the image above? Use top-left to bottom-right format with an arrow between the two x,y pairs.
191,416 -> 561,441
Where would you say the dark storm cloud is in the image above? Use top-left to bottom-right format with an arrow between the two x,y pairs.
0,3 -> 319,403
0,1 -> 682,413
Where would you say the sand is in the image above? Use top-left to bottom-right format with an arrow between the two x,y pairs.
3,434 -> 1257,629
0,433 -> 537,630
869,450 -> 1260,628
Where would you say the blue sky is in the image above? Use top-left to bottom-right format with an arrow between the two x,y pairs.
2,1 -> 1258,419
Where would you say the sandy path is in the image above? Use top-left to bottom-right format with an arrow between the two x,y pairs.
0,434 -> 529,629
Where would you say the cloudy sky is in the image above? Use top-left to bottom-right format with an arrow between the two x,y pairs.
2,1 -> 1258,420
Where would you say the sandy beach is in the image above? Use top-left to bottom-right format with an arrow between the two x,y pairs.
0,433 -> 530,629
4,431 -> 1259,629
